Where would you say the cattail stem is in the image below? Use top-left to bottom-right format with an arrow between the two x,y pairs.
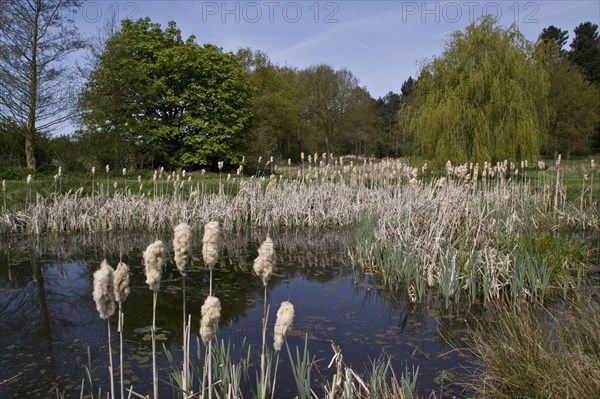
118,302 -> 125,399
152,291 -> 158,399
108,318 -> 115,399
208,339 -> 213,399
260,285 -> 269,399
270,351 -> 281,399
182,276 -> 186,397
201,345 -> 209,399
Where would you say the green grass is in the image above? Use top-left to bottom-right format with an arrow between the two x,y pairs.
0,169 -> 232,210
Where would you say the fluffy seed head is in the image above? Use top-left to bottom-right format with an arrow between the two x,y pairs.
200,296 -> 221,345
144,240 -> 166,291
173,223 -> 192,275
113,261 -> 130,304
273,301 -> 294,351
93,260 -> 116,319
253,236 -> 276,286
202,221 -> 221,268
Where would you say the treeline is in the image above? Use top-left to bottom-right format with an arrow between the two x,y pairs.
1,1 -> 599,173
0,15 -> 412,173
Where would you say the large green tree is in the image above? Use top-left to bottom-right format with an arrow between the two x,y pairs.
569,22 -> 600,84
545,60 -> 600,156
0,0 -> 84,171
81,18 -> 253,168
238,49 -> 304,160
299,65 -> 360,155
400,17 -> 548,166
540,25 -> 569,56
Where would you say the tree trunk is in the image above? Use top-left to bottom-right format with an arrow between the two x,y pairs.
25,2 -> 41,171
25,125 -> 37,171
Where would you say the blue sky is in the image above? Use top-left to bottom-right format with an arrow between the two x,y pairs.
75,1 -> 600,98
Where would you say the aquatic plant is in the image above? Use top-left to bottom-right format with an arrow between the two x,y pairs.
173,223 -> 192,275
113,261 -> 129,399
272,301 -> 295,398
93,260 -> 116,399
253,236 -> 276,286
173,222 -> 192,394
467,298 -> 600,398
200,295 -> 221,399
143,240 -> 166,399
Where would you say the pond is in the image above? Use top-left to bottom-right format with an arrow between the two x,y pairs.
0,228 -> 477,398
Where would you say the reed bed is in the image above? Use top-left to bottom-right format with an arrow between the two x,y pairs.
1,159 -> 597,235
466,297 -> 600,398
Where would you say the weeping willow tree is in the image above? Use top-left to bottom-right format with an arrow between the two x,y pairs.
401,17 -> 549,166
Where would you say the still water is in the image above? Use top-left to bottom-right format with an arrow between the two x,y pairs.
0,229 -> 476,398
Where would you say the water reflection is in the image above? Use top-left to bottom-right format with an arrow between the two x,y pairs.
0,228 -> 475,398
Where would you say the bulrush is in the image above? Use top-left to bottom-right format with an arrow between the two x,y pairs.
144,240 -> 166,291
113,262 -> 130,304
93,260 -> 116,399
174,223 -> 193,393
273,301 -> 294,351
113,261 -> 129,399
93,260 -> 116,319
253,236 -> 276,286
202,221 -> 221,268
173,223 -> 192,276
200,296 -> 221,345
144,240 -> 166,399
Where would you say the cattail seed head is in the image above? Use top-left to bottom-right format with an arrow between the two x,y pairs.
202,221 -> 221,268
200,296 -> 221,345
113,261 -> 130,304
253,236 -> 276,286
93,260 -> 116,319
106,165 -> 110,173
91,166 -> 96,175
173,223 -> 192,275
144,240 -> 166,291
27,174 -> 32,184
273,301 -> 294,351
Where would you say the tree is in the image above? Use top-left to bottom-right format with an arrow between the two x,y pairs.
0,0 -> 84,171
299,65 -> 359,155
540,25 -> 569,56
544,60 -> 600,157
569,22 -> 600,84
400,76 -> 416,98
400,17 -> 548,166
339,86 -> 379,156
238,49 -> 304,160
81,18 -> 253,168
375,92 -> 401,157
